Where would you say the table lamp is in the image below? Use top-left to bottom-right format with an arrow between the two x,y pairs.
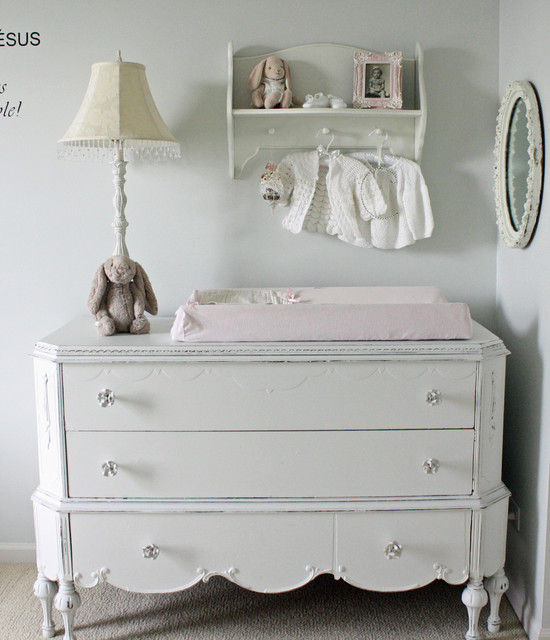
58,51 -> 180,258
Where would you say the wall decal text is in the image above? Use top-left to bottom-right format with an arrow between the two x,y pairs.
0,84 -> 23,118
0,30 -> 40,47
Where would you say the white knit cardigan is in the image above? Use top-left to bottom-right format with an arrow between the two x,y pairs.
350,152 -> 434,249
275,150 -> 387,247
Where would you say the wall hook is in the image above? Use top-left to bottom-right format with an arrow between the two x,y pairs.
369,127 -> 388,167
316,128 -> 335,154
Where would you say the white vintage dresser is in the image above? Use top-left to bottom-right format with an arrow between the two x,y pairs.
32,317 -> 510,640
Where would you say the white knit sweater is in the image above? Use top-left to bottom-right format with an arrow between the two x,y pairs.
271,150 -> 434,249
350,152 -> 434,249
275,151 -> 387,247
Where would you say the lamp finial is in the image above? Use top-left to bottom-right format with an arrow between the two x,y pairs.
116,50 -> 122,62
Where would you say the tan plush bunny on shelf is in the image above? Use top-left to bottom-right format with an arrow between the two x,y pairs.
88,255 -> 158,336
248,55 -> 293,109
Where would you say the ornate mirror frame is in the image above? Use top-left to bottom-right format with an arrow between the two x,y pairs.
494,81 -> 544,248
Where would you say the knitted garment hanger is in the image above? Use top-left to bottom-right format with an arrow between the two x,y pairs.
316,128 -> 338,166
368,128 -> 397,182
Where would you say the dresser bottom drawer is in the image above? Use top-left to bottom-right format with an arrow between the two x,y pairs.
70,512 -> 334,594
70,509 -> 472,594
337,510 -> 471,591
66,429 -> 474,499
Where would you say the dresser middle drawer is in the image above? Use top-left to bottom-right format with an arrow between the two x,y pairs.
66,429 -> 474,499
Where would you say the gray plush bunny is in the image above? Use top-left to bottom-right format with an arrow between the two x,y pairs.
88,255 -> 158,336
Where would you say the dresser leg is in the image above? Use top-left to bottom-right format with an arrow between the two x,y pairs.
54,579 -> 81,640
485,568 -> 509,632
33,572 -> 58,638
461,578 -> 488,640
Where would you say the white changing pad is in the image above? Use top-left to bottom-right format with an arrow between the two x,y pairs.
171,287 -> 473,342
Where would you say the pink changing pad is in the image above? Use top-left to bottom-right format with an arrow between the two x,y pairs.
170,287 -> 472,342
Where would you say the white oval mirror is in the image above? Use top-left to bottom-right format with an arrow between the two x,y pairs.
495,81 -> 544,248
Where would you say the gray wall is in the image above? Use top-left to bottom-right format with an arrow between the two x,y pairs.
1,0 -> 500,552
498,1 -> 550,638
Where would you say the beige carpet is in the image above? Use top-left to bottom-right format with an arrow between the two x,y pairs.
1,564 -> 527,640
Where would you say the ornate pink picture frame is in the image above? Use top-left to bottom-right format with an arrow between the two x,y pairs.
353,50 -> 403,109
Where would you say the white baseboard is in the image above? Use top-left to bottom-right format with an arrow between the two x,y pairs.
0,543 -> 36,564
517,613 -> 550,640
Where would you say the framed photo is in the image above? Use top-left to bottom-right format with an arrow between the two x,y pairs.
353,50 -> 403,109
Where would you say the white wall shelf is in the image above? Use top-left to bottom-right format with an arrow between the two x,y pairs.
227,42 -> 426,178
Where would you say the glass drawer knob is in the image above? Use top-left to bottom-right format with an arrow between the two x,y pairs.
142,544 -> 160,560
384,541 -> 402,560
97,389 -> 115,407
426,389 -> 442,406
422,458 -> 440,474
101,461 -> 118,477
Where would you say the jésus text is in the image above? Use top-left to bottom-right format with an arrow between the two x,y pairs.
0,30 -> 40,46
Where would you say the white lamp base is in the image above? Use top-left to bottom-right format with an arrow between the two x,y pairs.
112,143 -> 129,257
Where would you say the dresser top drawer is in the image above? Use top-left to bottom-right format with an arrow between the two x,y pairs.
62,360 -> 477,431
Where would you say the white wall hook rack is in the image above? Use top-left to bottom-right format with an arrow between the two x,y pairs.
227,42 -> 426,178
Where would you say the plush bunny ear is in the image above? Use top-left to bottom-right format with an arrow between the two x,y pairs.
134,263 -> 158,315
247,59 -> 267,90
88,260 -> 110,314
282,59 -> 291,90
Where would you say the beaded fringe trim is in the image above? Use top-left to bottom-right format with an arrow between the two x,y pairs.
57,139 -> 180,162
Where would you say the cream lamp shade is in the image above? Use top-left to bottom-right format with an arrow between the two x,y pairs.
58,52 -> 180,257
58,54 -> 180,161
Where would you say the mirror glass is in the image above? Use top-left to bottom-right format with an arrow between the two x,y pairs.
506,98 -> 530,231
